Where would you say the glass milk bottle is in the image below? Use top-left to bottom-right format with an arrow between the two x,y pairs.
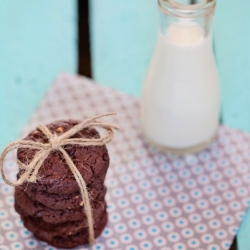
141,0 -> 220,154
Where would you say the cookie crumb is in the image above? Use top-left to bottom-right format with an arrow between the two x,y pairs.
56,127 -> 64,133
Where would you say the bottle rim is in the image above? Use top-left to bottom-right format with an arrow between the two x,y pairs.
158,0 -> 216,18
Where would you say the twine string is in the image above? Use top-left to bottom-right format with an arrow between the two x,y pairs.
0,113 -> 117,244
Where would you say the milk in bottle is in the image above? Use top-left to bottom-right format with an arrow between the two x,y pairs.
141,0 -> 220,154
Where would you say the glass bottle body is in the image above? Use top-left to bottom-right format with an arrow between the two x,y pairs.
141,0 -> 220,154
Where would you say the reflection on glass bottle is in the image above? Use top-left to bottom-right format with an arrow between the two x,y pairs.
140,0 -> 220,154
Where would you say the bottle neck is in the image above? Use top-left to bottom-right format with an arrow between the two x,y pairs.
158,0 -> 216,43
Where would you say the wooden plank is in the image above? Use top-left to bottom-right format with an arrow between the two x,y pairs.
0,0 -> 77,150
214,0 -> 250,133
89,0 -> 158,97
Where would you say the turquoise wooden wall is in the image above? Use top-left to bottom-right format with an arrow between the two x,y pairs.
0,0 -> 77,151
89,0 -> 158,97
214,0 -> 250,134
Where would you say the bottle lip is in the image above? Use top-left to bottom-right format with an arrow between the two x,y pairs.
158,0 -> 216,18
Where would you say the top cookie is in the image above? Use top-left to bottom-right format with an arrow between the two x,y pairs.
17,120 -> 109,194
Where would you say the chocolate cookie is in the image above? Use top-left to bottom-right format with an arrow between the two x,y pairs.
17,204 -> 106,238
17,120 -> 109,194
14,118 -> 111,248
15,187 -> 107,224
22,211 -> 108,249
20,181 -> 106,210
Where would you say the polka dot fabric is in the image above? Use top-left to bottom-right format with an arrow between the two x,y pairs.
1,73 -> 250,250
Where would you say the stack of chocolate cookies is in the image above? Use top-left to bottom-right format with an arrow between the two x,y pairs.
14,120 -> 109,248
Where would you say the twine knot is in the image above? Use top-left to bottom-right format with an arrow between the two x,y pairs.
49,134 -> 61,150
0,113 -> 118,245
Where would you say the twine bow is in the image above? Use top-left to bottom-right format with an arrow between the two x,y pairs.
0,113 -> 118,244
